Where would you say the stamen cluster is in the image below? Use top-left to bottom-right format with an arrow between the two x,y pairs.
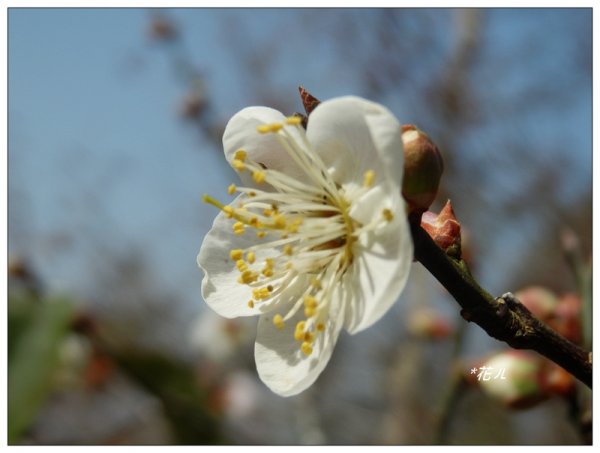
203,116 -> 393,356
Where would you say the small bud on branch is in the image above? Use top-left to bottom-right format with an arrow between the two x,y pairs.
401,125 -> 444,214
420,200 -> 461,258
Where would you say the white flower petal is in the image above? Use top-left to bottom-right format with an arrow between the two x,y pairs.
254,294 -> 346,397
306,96 -> 404,188
362,103 -> 405,191
198,196 -> 276,318
344,198 -> 413,334
223,106 -> 306,186
348,185 -> 388,226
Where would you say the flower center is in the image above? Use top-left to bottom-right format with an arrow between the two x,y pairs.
203,116 -> 393,356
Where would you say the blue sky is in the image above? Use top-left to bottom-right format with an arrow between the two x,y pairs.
8,8 -> 592,325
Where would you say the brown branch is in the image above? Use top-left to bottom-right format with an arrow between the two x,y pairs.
409,219 -> 592,389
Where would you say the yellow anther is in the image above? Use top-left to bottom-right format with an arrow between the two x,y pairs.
223,205 -> 234,218
301,342 -> 313,356
252,170 -> 266,184
304,307 -> 317,318
252,287 -> 271,300
256,124 -> 271,134
283,245 -> 294,256
263,208 -> 273,217
246,251 -> 256,264
285,116 -> 302,125
227,184 -> 236,195
271,203 -> 279,213
294,321 -> 306,341
363,169 -> 375,187
269,122 -> 283,133
304,331 -> 315,343
262,268 -> 274,277
239,270 -> 258,284
294,329 -> 305,341
230,249 -> 244,261
234,149 -> 247,161
273,214 -> 287,228
287,219 -> 302,233
267,285 -> 274,292
233,222 -> 245,235
310,278 -> 322,290
247,300 -> 255,308
203,194 -> 229,211
257,231 -> 266,238
273,314 -> 285,329
262,264 -> 274,276
382,208 -> 394,221
236,259 -> 248,272
316,322 -> 325,332
265,258 -> 275,268
232,159 -> 246,171
248,191 -> 256,197
304,295 -> 318,308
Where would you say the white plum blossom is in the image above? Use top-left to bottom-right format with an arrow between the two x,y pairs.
197,96 -> 413,396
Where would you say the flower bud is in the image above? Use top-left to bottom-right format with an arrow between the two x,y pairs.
420,200 -> 461,257
478,351 -> 546,409
515,287 -> 581,343
514,286 -> 560,322
401,125 -> 444,213
407,307 -> 454,340
554,293 -> 582,343
540,361 -> 576,397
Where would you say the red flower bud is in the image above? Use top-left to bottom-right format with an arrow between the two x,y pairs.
420,200 -> 461,257
515,287 -> 581,343
540,361 -> 576,397
554,293 -> 582,343
401,125 -> 444,213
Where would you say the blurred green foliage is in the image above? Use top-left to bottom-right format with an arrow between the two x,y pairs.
8,294 -> 75,444
115,350 -> 224,444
